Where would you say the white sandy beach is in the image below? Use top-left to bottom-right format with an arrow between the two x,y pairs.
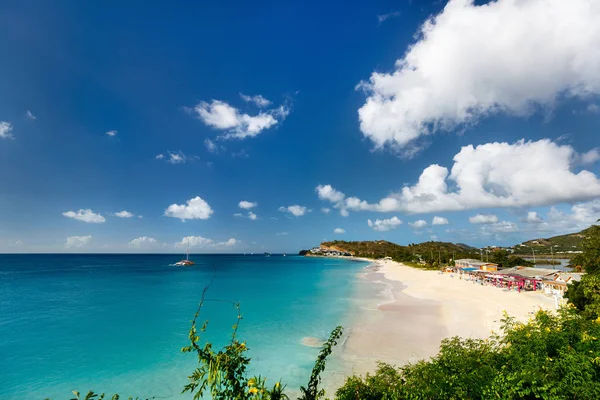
326,259 -> 557,385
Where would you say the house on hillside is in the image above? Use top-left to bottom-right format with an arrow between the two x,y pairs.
455,258 -> 499,271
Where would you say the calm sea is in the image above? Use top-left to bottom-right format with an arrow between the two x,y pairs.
0,254 -> 368,399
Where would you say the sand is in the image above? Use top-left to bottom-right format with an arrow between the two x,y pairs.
328,259 -> 557,383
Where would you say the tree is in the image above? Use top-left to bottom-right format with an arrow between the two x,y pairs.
570,224 -> 600,274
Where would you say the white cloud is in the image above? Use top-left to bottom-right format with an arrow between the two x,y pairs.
177,236 -> 213,248
358,0 -> 600,152
432,216 -> 449,225
409,220 -> 427,229
204,138 -> 218,153
377,11 -> 400,24
317,140 -> 600,214
26,110 -> 36,120
129,236 -> 158,248
524,200 -> 600,235
63,209 -> 106,223
115,210 -> 134,218
469,214 -> 499,224
193,100 -> 290,140
248,211 -> 257,220
155,151 -> 197,164
0,121 -> 14,139
321,207 -> 331,214
167,151 -> 187,164
106,130 -> 117,137
276,232 -> 288,236
65,235 -> 92,249
525,211 -> 543,223
164,196 -> 213,221
239,201 -> 257,209
316,185 -> 345,203
334,228 -> 346,234
481,221 -> 519,235
176,236 -> 239,249
215,238 -> 239,248
279,205 -> 307,217
368,216 -> 403,232
240,93 -> 272,107
580,149 -> 600,165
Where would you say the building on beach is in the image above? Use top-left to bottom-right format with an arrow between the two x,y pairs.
454,258 -> 499,271
457,265 -> 584,298
541,272 -> 584,296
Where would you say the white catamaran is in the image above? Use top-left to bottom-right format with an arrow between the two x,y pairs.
174,241 -> 195,266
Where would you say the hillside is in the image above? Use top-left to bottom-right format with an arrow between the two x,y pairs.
515,226 -> 595,255
319,240 -> 479,264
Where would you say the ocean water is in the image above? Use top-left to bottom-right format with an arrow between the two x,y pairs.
0,254 -> 369,400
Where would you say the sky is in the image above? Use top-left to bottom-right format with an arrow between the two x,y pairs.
1,0 -> 599,253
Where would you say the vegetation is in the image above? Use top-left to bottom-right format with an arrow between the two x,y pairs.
53,225 -> 600,400
335,309 -> 600,399
487,249 -> 533,269
514,225 -> 597,256
337,224 -> 600,399
320,240 -> 478,267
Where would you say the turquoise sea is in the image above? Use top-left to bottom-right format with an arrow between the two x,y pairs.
0,254 -> 369,400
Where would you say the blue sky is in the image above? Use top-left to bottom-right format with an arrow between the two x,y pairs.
1,0 -> 599,253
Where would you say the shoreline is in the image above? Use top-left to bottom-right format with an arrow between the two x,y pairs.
323,258 -> 556,389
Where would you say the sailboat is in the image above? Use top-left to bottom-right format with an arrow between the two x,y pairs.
175,242 -> 195,266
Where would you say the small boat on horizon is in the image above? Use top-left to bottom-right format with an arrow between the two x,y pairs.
264,252 -> 271,257
174,242 -> 195,266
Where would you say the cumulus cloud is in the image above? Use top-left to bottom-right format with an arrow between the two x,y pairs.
177,236 -> 214,248
409,220 -> 427,229
239,201 -> 257,209
192,100 -> 290,140
240,93 -> 272,107
279,205 -> 307,217
0,121 -> 14,139
176,236 -> 239,249
357,0 -> 600,153
235,211 -> 258,220
523,200 -> 600,235
316,140 -> 600,214
368,216 -> 403,232
469,214 -> 499,224
580,149 -> 600,165
321,208 -> 331,214
156,154 -> 165,160
432,216 -> 449,225
525,211 -> 544,223
216,238 -> 239,248
63,209 -> 106,223
106,130 -> 117,137
480,221 -> 520,235
164,196 -> 213,221
316,185 -> 345,203
26,110 -> 36,120
334,228 -> 346,234
115,210 -> 135,218
129,236 -> 158,248
65,235 -> 92,249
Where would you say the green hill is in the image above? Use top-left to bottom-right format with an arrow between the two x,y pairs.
514,226 -> 596,255
319,240 -> 479,264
